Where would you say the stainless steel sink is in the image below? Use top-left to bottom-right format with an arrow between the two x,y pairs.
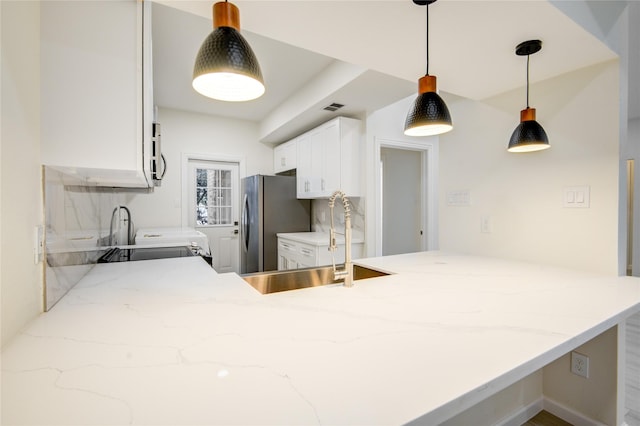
241,264 -> 390,294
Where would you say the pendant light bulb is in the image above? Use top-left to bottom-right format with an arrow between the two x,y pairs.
404,0 -> 452,137
192,1 -> 265,102
507,40 -> 549,153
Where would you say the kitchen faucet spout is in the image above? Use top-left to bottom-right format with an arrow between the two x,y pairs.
108,206 -> 133,246
328,190 -> 353,287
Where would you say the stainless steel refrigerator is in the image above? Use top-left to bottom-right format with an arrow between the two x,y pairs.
240,175 -> 311,273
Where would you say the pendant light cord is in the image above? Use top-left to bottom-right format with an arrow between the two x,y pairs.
425,3 -> 430,76
526,54 -> 530,108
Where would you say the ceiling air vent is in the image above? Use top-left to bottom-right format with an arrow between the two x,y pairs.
323,103 -> 344,112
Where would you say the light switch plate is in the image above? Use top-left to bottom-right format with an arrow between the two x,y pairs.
564,186 -> 590,208
34,225 -> 44,264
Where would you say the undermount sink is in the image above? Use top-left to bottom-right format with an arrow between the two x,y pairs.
241,264 -> 391,294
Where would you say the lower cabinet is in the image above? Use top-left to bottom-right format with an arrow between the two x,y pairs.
277,236 -> 364,270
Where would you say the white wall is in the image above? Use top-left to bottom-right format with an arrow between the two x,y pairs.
552,1 -> 636,277
543,326 -> 618,426
434,60 -> 619,423
1,1 -> 44,347
439,60 -> 619,275
363,60 -> 619,424
126,107 -> 274,229
442,371 -> 543,426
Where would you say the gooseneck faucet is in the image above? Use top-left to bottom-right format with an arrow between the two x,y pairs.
108,206 -> 133,246
328,190 -> 353,287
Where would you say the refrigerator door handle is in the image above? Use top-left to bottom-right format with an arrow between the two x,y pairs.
241,193 -> 250,253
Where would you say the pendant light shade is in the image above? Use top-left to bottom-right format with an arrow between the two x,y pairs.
508,108 -> 549,152
404,0 -> 452,137
192,1 -> 265,102
404,75 -> 452,136
507,40 -> 549,153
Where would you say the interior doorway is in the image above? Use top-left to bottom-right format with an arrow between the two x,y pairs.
381,147 -> 423,255
374,138 -> 438,257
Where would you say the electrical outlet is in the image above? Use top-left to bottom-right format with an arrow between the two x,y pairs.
481,216 -> 492,233
571,351 -> 589,378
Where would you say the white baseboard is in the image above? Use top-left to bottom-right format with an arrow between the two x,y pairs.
495,397 -> 544,426
543,397 -> 607,426
494,396 -> 607,426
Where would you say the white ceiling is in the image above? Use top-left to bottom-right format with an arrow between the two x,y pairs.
152,1 -> 619,146
153,3 -> 334,123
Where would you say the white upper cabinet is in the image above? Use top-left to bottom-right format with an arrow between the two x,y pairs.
296,117 -> 362,199
40,0 -> 154,188
296,133 -> 314,195
273,138 -> 297,174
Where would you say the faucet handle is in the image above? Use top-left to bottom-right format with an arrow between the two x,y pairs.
328,229 -> 337,251
334,268 -> 348,280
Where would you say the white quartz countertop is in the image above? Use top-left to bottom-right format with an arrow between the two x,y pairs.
3,252 -> 640,425
277,231 -> 364,245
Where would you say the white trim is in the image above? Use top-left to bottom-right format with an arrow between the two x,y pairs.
373,137 -> 438,257
617,320 -> 627,425
543,396 -> 608,426
181,152 -> 246,227
493,396 -> 607,426
495,397 -> 543,426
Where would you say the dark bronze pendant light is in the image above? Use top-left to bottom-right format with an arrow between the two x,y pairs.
192,1 -> 265,102
404,0 -> 453,137
507,40 -> 550,153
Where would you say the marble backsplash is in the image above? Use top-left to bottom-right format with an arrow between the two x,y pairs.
311,197 -> 364,237
44,167 -> 131,310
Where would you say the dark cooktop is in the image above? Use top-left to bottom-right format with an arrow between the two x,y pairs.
97,246 -> 195,263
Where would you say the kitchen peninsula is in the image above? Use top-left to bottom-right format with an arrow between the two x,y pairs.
2,252 -> 640,425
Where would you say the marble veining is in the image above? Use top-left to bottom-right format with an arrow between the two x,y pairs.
312,196 -> 364,234
44,166 -> 131,310
3,253 -> 640,425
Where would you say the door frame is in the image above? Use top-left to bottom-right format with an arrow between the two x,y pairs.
181,152 -> 247,227
373,138 -> 438,256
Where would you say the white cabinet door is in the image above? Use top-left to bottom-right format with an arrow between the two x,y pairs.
274,139 -> 297,174
40,0 -> 152,188
278,237 -> 364,270
318,120 -> 341,197
278,238 -> 301,270
295,117 -> 362,199
336,117 -> 363,197
308,129 -> 325,196
297,243 -> 318,268
296,134 -> 313,197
